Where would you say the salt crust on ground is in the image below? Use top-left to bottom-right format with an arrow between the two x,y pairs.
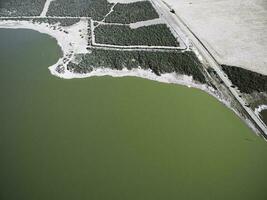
164,0 -> 267,75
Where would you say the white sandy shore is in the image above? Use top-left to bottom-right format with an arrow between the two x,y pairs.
51,64 -> 205,88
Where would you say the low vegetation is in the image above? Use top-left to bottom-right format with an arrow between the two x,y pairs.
0,0 -> 46,16
47,0 -> 113,20
67,49 -> 206,83
94,24 -> 179,47
105,1 -> 159,24
222,65 -> 267,93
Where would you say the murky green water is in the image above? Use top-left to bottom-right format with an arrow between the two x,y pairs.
0,29 -> 267,200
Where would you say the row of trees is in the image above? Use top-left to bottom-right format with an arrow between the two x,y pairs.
67,49 -> 206,83
95,24 -> 180,47
105,1 -> 159,24
0,0 -> 46,16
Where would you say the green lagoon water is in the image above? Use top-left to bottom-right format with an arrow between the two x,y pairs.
0,29 -> 267,200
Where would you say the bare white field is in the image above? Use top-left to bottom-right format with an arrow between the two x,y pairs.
164,0 -> 267,75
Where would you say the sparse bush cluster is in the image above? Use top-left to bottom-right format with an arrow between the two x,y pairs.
94,24 -> 179,47
67,49 -> 206,83
0,0 -> 46,16
32,18 -> 80,26
105,1 -> 159,24
222,65 -> 267,93
47,0 -> 113,20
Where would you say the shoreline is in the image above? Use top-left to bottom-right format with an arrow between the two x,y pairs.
0,19 -> 261,135
0,19 -> 88,71
0,20 -> 208,92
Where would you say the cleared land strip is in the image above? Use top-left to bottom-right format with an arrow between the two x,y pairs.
40,0 -> 54,17
90,45 -> 184,52
151,0 -> 267,138
100,3 -> 117,23
94,18 -> 165,28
